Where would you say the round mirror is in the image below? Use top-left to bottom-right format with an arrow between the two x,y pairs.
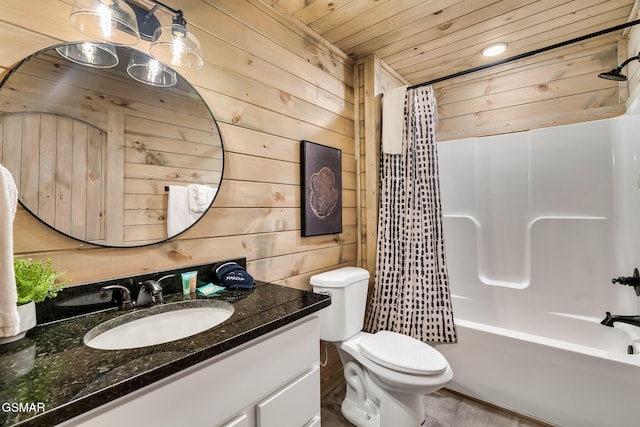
0,43 -> 223,247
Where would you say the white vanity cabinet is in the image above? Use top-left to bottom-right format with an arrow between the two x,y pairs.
60,316 -> 321,427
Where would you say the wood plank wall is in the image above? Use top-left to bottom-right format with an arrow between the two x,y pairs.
355,55 -> 409,276
627,17 -> 640,107
435,33 -> 627,141
0,113 -> 107,242
0,0 -> 355,397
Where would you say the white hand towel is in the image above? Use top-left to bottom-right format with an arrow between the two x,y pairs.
187,184 -> 216,213
381,85 -> 407,154
0,163 -> 19,338
166,185 -> 191,237
188,184 -> 217,223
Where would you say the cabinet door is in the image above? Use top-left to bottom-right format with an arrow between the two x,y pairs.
221,414 -> 248,427
305,416 -> 320,427
256,366 -> 320,427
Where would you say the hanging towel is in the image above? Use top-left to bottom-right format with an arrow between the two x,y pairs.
187,184 -> 217,217
0,163 -> 19,339
381,85 -> 407,154
166,185 -> 191,237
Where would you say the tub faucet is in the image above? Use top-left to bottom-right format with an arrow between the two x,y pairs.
600,312 -> 640,328
611,268 -> 640,296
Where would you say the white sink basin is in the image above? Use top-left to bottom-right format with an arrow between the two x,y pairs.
84,300 -> 234,350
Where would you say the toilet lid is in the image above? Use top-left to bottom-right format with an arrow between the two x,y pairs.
359,331 -> 448,375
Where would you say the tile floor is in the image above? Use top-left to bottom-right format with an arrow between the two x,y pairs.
320,385 -> 550,427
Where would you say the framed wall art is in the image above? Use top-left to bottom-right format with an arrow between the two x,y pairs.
300,140 -> 342,237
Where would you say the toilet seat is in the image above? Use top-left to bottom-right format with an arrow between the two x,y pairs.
340,331 -> 453,395
358,331 -> 448,375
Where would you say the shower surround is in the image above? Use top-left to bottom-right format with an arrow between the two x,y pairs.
435,113 -> 640,427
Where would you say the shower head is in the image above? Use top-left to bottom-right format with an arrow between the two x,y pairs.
598,67 -> 627,81
598,52 -> 640,81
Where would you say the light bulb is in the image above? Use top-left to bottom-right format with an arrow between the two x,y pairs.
482,43 -> 508,57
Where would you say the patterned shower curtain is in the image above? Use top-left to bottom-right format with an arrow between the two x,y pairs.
364,86 -> 457,343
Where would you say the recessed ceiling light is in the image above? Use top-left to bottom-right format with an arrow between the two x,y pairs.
482,42 -> 508,57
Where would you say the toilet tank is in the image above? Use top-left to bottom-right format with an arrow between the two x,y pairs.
310,267 -> 370,342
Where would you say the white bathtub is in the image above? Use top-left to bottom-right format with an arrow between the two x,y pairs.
436,116 -> 640,427
436,312 -> 640,427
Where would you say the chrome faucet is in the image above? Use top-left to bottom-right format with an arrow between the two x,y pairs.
136,274 -> 174,306
600,311 -> 640,328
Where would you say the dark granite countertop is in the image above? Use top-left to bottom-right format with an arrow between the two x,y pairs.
0,268 -> 330,427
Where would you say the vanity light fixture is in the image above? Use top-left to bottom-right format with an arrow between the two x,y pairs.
598,51 -> 640,81
149,10 -> 203,70
482,42 -> 508,57
55,42 -> 119,68
69,0 -> 140,46
127,50 -> 177,87
68,0 -> 204,70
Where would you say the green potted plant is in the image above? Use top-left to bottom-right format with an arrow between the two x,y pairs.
14,258 -> 68,305
0,258 -> 69,344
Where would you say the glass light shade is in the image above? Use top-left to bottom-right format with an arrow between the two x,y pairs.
55,42 -> 119,68
70,0 -> 140,46
149,24 -> 204,70
127,50 -> 177,87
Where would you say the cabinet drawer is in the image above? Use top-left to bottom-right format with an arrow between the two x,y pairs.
256,366 -> 320,427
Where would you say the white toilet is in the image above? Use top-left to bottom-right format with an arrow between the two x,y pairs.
311,267 -> 453,427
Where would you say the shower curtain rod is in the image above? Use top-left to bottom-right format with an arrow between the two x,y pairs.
407,17 -> 640,90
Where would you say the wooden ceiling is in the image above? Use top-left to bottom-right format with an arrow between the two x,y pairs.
271,0 -> 639,86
